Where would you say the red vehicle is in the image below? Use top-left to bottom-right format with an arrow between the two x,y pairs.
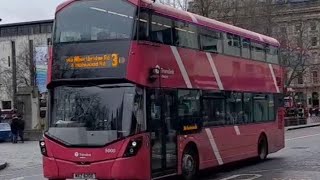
40,0 -> 285,179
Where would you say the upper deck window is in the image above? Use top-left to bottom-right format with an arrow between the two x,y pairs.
224,33 -> 241,57
266,45 -> 279,64
241,38 -> 251,59
199,28 -> 222,53
251,42 -> 266,62
150,15 -> 173,45
173,21 -> 199,49
54,0 -> 136,43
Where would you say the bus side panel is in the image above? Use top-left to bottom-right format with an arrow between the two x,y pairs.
179,122 -> 284,172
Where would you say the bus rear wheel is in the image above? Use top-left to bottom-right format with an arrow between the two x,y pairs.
181,147 -> 198,180
258,135 -> 268,160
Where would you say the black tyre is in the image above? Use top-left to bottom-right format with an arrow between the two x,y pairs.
258,135 -> 268,160
181,147 -> 198,180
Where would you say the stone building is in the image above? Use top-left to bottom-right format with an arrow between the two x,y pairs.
0,19 -> 53,130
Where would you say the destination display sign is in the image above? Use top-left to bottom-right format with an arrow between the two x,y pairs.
65,53 -> 126,69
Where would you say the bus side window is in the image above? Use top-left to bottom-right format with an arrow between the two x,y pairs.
177,90 -> 201,130
225,92 -> 243,125
224,33 -> 241,57
202,91 -> 226,126
134,10 -> 150,41
251,42 -> 266,62
253,94 -> 269,122
268,94 -> 275,121
266,45 -> 279,64
173,21 -> 199,49
199,28 -> 222,53
150,14 -> 173,45
241,38 -> 251,59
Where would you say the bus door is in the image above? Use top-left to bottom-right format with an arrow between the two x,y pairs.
148,90 -> 178,177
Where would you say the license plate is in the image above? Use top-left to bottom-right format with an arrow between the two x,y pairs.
73,173 -> 96,179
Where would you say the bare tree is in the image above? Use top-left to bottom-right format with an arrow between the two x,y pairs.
276,20 -> 313,88
15,43 -> 36,88
0,58 -> 13,99
158,0 -> 190,11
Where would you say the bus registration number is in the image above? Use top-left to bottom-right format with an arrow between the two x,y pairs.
73,173 -> 96,179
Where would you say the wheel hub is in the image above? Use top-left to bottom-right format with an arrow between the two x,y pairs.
183,154 -> 194,173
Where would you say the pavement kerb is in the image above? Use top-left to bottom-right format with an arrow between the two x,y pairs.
286,123 -> 320,131
0,162 -> 7,171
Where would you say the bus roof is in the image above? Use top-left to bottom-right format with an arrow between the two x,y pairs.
141,0 -> 280,47
55,0 -> 280,47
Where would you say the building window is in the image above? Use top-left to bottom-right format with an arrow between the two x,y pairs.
297,72 -> 303,84
295,24 -> 302,32
30,25 -> 40,34
41,23 -> 53,33
1,101 -> 12,110
18,26 -> 30,35
313,71 -> 318,84
7,56 -> 10,67
310,22 -> 317,31
311,37 -> 318,47
0,27 -> 18,37
280,26 -> 287,34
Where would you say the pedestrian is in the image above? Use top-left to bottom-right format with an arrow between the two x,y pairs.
17,114 -> 25,143
10,115 -> 19,143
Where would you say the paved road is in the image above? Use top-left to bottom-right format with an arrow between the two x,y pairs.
1,126 -> 320,180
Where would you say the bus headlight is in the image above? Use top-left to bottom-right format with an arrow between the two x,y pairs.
39,140 -> 48,156
123,137 -> 143,157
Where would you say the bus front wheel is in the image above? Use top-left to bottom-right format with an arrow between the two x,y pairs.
258,135 -> 268,160
181,146 -> 199,180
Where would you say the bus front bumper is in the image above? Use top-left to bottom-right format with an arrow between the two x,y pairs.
43,156 -> 149,180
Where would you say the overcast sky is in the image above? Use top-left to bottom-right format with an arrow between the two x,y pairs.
0,0 -> 66,25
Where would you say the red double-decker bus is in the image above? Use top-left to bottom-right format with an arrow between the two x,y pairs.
40,0 -> 285,179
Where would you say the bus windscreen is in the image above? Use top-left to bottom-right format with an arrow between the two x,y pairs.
48,83 -> 145,146
54,0 -> 136,43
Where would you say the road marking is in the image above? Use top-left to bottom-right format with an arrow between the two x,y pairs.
219,174 -> 262,180
249,168 -> 284,173
10,178 -> 24,180
286,133 -> 320,141
205,128 -> 224,165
